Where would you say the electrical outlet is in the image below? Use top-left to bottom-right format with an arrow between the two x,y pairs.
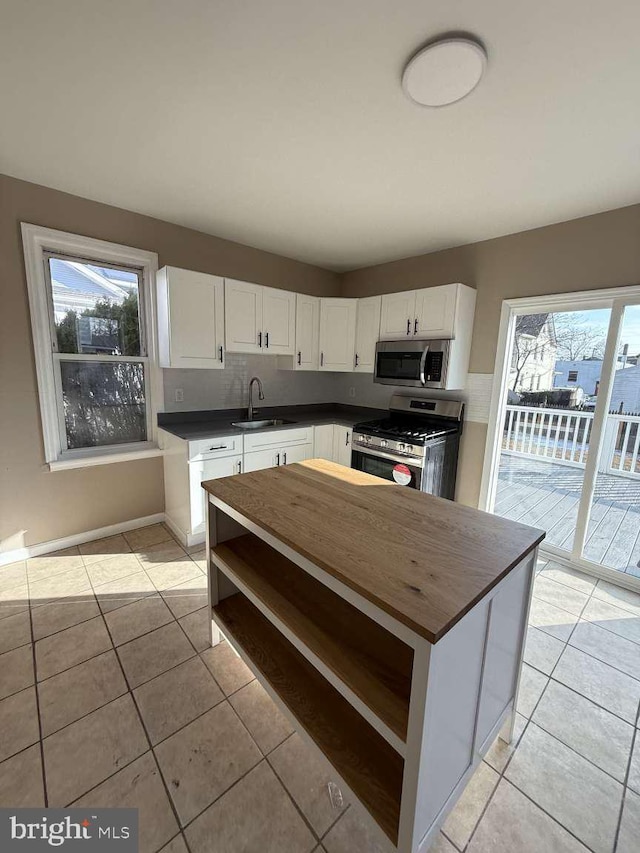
348,386 -> 356,398
174,388 -> 184,403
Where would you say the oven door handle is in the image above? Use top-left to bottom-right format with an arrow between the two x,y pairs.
419,344 -> 430,385
352,444 -> 424,466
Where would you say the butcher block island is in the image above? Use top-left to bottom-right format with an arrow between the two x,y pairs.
202,459 -> 544,852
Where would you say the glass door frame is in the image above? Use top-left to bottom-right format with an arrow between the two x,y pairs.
480,284 -> 640,592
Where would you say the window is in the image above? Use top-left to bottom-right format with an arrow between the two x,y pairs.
568,370 -> 578,382
22,225 -> 161,469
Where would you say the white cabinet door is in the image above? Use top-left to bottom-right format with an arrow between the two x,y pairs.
263,287 -> 296,355
225,279 -> 263,353
189,453 -> 242,534
243,448 -> 280,472
314,424 -> 335,461
333,426 -> 353,467
379,291 -> 416,339
318,298 -> 357,372
354,296 -> 381,372
157,267 -> 225,369
279,443 -> 313,466
295,294 -> 320,370
414,285 -> 457,338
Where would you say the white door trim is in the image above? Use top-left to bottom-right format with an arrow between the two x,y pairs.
479,283 -> 640,514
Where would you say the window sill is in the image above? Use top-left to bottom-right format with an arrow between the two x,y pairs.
48,447 -> 163,471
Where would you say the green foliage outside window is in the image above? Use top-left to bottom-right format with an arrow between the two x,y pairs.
55,293 -> 140,355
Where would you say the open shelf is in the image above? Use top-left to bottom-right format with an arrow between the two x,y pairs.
214,592 -> 404,844
212,533 -> 412,743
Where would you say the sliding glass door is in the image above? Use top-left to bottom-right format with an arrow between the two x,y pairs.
580,305 -> 640,580
489,292 -> 640,588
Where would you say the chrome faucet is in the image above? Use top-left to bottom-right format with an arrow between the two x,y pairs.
247,376 -> 265,420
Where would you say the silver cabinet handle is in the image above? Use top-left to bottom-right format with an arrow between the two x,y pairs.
265,332 -> 269,348
283,451 -> 287,464
275,452 -> 280,466
258,331 -> 262,347
218,345 -> 224,362
414,318 -> 418,335
406,318 -> 411,335
297,351 -> 301,365
320,352 -> 324,367
236,459 -> 242,474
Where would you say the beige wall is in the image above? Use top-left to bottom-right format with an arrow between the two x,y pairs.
3,169 -> 640,549
341,203 -> 640,507
0,174 -> 340,551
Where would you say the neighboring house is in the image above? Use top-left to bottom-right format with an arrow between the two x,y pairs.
554,357 -> 640,412
554,358 -> 604,396
510,313 -> 557,392
610,364 -> 640,413
49,258 -> 136,323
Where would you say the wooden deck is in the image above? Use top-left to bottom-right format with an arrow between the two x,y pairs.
495,455 -> 640,578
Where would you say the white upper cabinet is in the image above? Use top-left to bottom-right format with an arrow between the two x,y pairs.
225,279 -> 263,354
318,298 -> 357,372
294,294 -> 320,370
414,285 -> 457,338
157,267 -> 225,369
354,296 -> 381,372
379,290 -> 417,339
225,279 -> 295,355
262,287 -> 296,355
380,283 -> 475,341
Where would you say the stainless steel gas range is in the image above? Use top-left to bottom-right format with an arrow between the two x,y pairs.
351,395 -> 464,500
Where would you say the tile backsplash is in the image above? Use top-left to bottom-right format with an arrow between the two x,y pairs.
162,354 -> 338,412
163,359 -> 492,423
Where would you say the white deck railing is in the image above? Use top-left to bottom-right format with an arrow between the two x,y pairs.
502,405 -> 640,478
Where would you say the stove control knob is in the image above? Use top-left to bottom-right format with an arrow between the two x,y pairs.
380,439 -> 388,448
398,443 -> 405,452
357,434 -> 364,442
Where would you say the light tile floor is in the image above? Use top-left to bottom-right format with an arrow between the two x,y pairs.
1,526 -> 640,852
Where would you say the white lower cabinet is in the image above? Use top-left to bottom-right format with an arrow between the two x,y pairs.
161,429 -> 244,547
244,434 -> 314,472
314,424 -> 353,466
313,424 -> 335,461
190,454 -> 242,534
333,426 -> 353,467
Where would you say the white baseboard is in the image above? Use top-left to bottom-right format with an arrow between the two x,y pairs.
163,514 -> 205,549
0,513 -> 166,567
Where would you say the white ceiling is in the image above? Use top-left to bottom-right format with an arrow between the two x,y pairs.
2,0 -> 639,271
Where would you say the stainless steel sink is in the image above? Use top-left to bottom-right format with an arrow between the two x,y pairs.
231,418 -> 296,429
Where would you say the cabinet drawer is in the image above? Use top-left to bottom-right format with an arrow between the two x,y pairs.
188,434 -> 243,462
244,426 -> 314,452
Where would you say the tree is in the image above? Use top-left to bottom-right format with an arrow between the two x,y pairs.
510,314 -> 553,391
554,312 -> 606,361
55,294 -> 140,355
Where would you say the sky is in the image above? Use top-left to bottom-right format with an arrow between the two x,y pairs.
554,306 -> 640,357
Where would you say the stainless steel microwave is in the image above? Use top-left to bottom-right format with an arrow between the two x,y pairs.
374,339 -> 451,388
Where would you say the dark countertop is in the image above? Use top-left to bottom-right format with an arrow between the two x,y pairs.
157,403 -> 388,441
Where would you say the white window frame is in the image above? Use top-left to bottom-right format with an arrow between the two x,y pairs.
22,224 -> 163,470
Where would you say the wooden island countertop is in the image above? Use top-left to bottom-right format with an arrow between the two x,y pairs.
202,457 -> 544,644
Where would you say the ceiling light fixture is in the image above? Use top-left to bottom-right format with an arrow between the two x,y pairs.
402,37 -> 487,107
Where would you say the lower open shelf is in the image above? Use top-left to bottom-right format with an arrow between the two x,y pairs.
214,592 -> 404,844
